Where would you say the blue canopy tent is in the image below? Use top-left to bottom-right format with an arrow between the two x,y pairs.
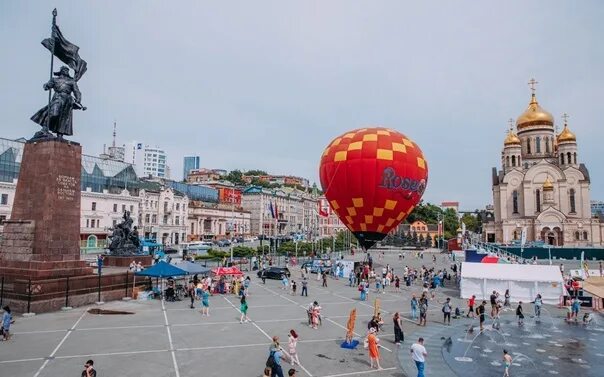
174,261 -> 211,275
135,261 -> 187,278
134,261 -> 187,300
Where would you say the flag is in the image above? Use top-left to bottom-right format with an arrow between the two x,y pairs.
318,199 -> 329,217
42,24 -> 87,81
274,202 -> 279,219
268,201 -> 275,219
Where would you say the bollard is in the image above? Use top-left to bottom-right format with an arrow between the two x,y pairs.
27,278 -> 32,313
125,271 -> 129,297
64,277 -> 70,308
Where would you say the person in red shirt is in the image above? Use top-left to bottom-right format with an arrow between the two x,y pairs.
571,279 -> 581,297
467,295 -> 476,318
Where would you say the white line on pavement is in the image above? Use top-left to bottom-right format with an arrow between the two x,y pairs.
53,348 -> 170,360
223,295 -> 314,377
318,367 -> 397,377
33,309 -> 87,377
162,299 -> 181,377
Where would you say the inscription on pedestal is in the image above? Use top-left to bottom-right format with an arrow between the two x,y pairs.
56,174 -> 77,201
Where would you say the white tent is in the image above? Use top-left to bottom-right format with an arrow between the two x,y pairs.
460,262 -> 565,305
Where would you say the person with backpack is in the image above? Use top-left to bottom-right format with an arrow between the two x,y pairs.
267,336 -> 285,377
419,294 -> 428,326
442,298 -> 452,325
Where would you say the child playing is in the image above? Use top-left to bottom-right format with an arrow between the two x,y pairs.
516,302 -> 524,325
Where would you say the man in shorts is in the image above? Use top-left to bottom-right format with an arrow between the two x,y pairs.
477,301 -> 487,331
467,295 -> 476,318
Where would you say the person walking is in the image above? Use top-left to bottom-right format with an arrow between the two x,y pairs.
516,301 -> 524,325
240,295 -> 250,323
267,342 -> 285,377
282,274 -> 289,290
504,289 -> 511,308
571,297 -> 581,321
288,330 -> 300,366
393,312 -> 404,345
410,337 -> 427,377
533,294 -> 543,319
360,281 -> 368,301
81,359 -> 96,377
367,328 -> 383,370
1,306 -> 12,341
187,280 -> 196,309
477,301 -> 486,331
200,288 -> 210,317
322,271 -> 328,287
442,298 -> 452,325
418,294 -> 428,326
410,295 -> 418,320
503,349 -> 512,377
301,278 -> 308,297
261,269 -> 267,284
291,280 -> 297,296
467,295 -> 476,318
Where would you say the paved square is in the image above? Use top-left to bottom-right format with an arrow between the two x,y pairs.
2,250 -> 592,377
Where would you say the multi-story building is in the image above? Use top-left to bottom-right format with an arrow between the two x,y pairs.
241,186 -> 317,236
242,174 -> 310,188
138,186 -> 188,245
484,82 -> 604,246
317,196 -> 347,237
187,201 -> 251,241
187,168 -> 223,183
141,146 -> 168,178
183,156 -> 200,180
396,220 -> 438,246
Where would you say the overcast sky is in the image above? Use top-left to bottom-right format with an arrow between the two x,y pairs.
1,1 -> 603,209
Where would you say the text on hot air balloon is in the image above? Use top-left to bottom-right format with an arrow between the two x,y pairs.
379,167 -> 426,195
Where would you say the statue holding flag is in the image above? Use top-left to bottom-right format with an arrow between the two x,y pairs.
30,9 -> 87,140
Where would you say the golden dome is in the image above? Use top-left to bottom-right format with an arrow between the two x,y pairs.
516,94 -> 554,130
557,123 -> 576,143
543,176 -> 554,191
504,129 -> 521,146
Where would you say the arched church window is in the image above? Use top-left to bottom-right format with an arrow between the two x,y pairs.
512,191 -> 519,214
575,231 -> 580,240
567,152 -> 572,165
573,152 -> 577,164
560,154 -> 564,165
517,155 -> 521,165
583,231 -> 588,240
545,137 -> 551,153
536,136 -> 541,153
535,189 -> 541,213
569,188 -> 576,213
526,138 -> 531,154
505,156 -> 510,167
513,231 -> 518,240
511,155 -> 516,166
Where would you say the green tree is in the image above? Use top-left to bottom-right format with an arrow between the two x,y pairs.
443,208 -> 459,239
246,170 -> 268,176
461,212 -> 482,233
225,170 -> 245,185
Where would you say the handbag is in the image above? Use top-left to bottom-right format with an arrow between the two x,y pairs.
266,351 -> 275,368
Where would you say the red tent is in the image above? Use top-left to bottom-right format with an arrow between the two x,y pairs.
212,266 -> 244,276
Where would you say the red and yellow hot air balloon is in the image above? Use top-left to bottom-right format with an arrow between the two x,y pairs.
319,127 -> 428,250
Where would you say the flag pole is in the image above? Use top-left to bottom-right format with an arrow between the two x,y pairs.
45,8 -> 57,133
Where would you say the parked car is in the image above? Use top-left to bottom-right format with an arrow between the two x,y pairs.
216,239 -> 231,247
257,267 -> 291,279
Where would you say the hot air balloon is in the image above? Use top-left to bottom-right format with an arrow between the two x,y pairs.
319,127 -> 428,250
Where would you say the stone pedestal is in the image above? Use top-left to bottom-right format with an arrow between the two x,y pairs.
0,139 -> 91,279
103,255 -> 153,268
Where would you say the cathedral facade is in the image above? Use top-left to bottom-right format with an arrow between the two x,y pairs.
485,82 -> 604,247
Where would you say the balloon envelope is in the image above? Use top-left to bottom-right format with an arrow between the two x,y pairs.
319,127 -> 428,249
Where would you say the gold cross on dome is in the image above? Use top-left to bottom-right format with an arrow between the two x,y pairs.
508,118 -> 514,131
561,113 -> 569,124
528,78 -> 538,94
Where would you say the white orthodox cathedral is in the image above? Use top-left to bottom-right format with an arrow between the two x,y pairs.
485,80 -> 604,247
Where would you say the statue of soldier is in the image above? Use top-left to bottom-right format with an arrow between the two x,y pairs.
31,65 -> 84,138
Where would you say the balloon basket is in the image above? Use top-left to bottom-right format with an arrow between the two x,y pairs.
340,339 -> 359,349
